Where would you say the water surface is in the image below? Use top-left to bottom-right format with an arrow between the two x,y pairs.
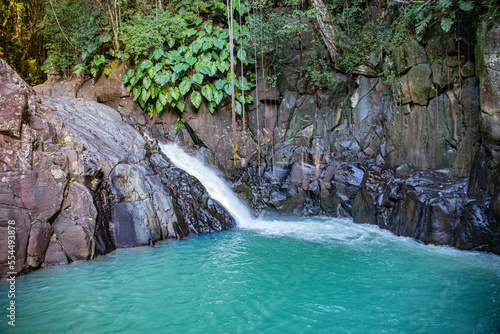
1,217 -> 499,333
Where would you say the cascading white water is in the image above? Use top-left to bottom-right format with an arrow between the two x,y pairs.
160,143 -> 255,228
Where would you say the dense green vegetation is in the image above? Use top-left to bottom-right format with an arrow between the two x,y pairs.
2,0 -> 499,96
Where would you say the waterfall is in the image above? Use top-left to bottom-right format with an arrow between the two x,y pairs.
159,143 -> 255,228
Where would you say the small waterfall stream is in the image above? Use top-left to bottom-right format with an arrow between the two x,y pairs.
160,143 -> 255,228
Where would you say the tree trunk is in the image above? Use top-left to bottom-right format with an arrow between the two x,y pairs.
310,0 -> 338,61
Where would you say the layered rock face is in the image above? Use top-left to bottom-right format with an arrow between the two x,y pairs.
33,16 -> 499,253
0,59 -> 235,277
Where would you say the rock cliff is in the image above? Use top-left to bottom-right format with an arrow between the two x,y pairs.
31,19 -> 500,255
0,59 -> 235,277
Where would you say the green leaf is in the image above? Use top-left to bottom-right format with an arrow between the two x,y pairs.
194,17 -> 203,26
92,54 -> 106,66
210,62 -> 217,76
179,79 -> 192,96
224,84 -> 232,96
155,70 -> 171,86
185,56 -> 197,66
152,48 -> 164,61
215,79 -> 227,90
143,76 -> 152,90
171,87 -> 180,101
176,98 -> 185,112
159,92 -> 167,106
155,63 -> 163,73
147,65 -> 157,79
82,51 -> 89,61
133,86 -> 141,100
235,102 -> 242,115
190,73 -> 204,85
205,23 -> 213,35
73,63 -> 87,75
173,63 -> 189,74
191,91 -> 202,109
459,0 -> 474,11
439,0 -> 452,7
202,38 -> 213,51
122,69 -> 135,84
141,87 -> 151,102
167,38 -> 175,48
213,39 -> 224,50
199,65 -> 212,76
213,90 -> 223,105
201,84 -> 214,101
190,39 -> 203,54
156,99 -> 164,113
216,60 -> 230,73
237,49 -> 247,62
104,69 -> 109,76
185,28 -> 197,37
201,52 -> 212,63
150,84 -> 159,98
137,59 -> 153,73
441,17 -> 454,32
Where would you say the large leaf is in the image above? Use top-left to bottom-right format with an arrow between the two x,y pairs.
201,84 -> 214,101
236,48 -> 247,62
224,84 -> 232,96
152,48 -> 164,61
205,23 -> 213,35
202,38 -> 214,51
173,63 -> 190,74
185,28 -> 197,38
441,17 -> 454,32
179,79 -> 192,96
213,38 -> 224,50
176,98 -> 185,112
156,99 -> 164,113
159,92 -> 167,106
190,39 -> 203,54
213,90 -> 223,105
438,0 -> 452,7
150,84 -> 159,98
235,102 -> 242,115
155,70 -> 171,86
147,65 -> 157,79
141,87 -> 151,102
210,62 -> 218,76
215,79 -> 227,90
171,87 -> 180,101
142,76 -> 152,90
191,91 -> 202,109
185,56 -> 197,66
137,59 -> 153,73
199,65 -> 212,76
133,86 -> 141,100
201,52 -> 212,63
459,0 -> 474,11
190,73 -> 204,85
73,63 -> 87,75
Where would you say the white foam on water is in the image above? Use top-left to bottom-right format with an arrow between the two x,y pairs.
159,143 -> 500,269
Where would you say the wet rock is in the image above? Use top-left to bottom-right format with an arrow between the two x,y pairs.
353,166 -> 500,253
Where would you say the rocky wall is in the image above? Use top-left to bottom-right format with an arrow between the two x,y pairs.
32,17 -> 500,253
0,59 -> 235,277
